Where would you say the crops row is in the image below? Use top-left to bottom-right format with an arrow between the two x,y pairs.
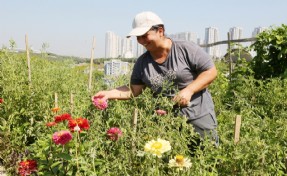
0,50 -> 287,175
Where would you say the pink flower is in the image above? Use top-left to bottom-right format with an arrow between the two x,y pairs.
52,130 -> 73,145
92,96 -> 108,110
0,98 -> 3,104
107,127 -> 123,141
156,109 -> 167,116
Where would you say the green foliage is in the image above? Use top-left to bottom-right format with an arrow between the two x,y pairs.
251,24 -> 287,79
0,51 -> 287,175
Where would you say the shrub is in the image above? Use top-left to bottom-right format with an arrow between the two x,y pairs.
251,24 -> 287,79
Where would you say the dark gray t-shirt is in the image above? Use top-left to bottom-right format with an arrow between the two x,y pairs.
131,40 -> 216,120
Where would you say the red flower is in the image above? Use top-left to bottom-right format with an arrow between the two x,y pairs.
54,113 -> 72,123
46,122 -> 57,127
52,130 -> 73,145
107,127 -> 123,141
68,117 -> 90,132
0,98 -> 3,104
18,159 -> 37,176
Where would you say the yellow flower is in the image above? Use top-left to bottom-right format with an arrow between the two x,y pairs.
168,155 -> 192,170
144,138 -> 171,158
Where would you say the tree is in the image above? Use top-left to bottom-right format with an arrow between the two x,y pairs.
9,38 -> 17,51
251,24 -> 287,79
41,42 -> 49,57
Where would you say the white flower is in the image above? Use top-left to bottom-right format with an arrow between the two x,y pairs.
74,125 -> 81,132
144,138 -> 171,158
168,155 -> 192,170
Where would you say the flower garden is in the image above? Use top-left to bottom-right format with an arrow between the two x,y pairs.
0,25 -> 287,175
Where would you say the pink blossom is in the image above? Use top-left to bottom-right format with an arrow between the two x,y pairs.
156,109 -> 167,116
92,96 -> 108,110
52,130 -> 73,145
107,127 -> 123,141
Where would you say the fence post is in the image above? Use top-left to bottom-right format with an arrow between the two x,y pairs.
131,108 -> 138,152
88,37 -> 96,91
234,115 -> 241,144
132,108 -> 138,133
54,93 -> 58,108
70,92 -> 74,115
25,34 -> 32,88
227,32 -> 232,81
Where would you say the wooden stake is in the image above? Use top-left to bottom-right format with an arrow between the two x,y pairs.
70,92 -> 74,115
234,115 -> 242,144
132,108 -> 138,133
25,34 -> 32,87
88,37 -> 96,91
131,108 -> 138,152
227,32 -> 232,81
54,93 -> 58,108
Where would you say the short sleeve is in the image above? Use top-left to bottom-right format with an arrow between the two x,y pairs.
183,42 -> 214,73
130,57 -> 145,85
194,46 -> 215,72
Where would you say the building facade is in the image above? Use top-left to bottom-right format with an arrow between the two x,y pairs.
105,31 -> 121,58
104,59 -> 129,76
105,31 -> 135,58
204,27 -> 221,58
168,32 -> 197,43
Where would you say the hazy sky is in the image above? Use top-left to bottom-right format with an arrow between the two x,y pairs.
1,0 -> 286,58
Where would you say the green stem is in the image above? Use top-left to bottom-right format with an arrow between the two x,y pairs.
75,132 -> 80,171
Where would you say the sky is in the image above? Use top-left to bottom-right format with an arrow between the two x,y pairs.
1,0 -> 287,58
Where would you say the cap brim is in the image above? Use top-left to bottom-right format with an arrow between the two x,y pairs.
126,26 -> 151,38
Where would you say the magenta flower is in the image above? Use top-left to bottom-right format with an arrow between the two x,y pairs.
107,127 -> 123,141
52,130 -> 73,145
156,109 -> 167,116
92,96 -> 108,110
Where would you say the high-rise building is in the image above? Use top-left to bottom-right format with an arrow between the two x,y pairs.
104,59 -> 129,76
122,38 -> 134,58
250,26 -> 268,47
204,27 -> 220,58
105,31 -> 121,58
252,27 -> 267,37
168,32 -> 197,43
229,27 -> 243,40
136,43 -> 146,58
197,38 -> 204,45
105,31 -> 136,58
229,27 -> 243,48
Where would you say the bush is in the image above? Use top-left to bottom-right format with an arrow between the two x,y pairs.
251,24 -> 287,79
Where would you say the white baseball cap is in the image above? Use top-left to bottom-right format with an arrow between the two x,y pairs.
127,11 -> 164,38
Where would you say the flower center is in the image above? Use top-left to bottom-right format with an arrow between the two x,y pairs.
152,142 -> 162,149
175,155 -> 184,164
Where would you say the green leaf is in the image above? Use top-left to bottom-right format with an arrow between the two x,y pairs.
56,153 -> 72,160
50,161 -> 62,168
